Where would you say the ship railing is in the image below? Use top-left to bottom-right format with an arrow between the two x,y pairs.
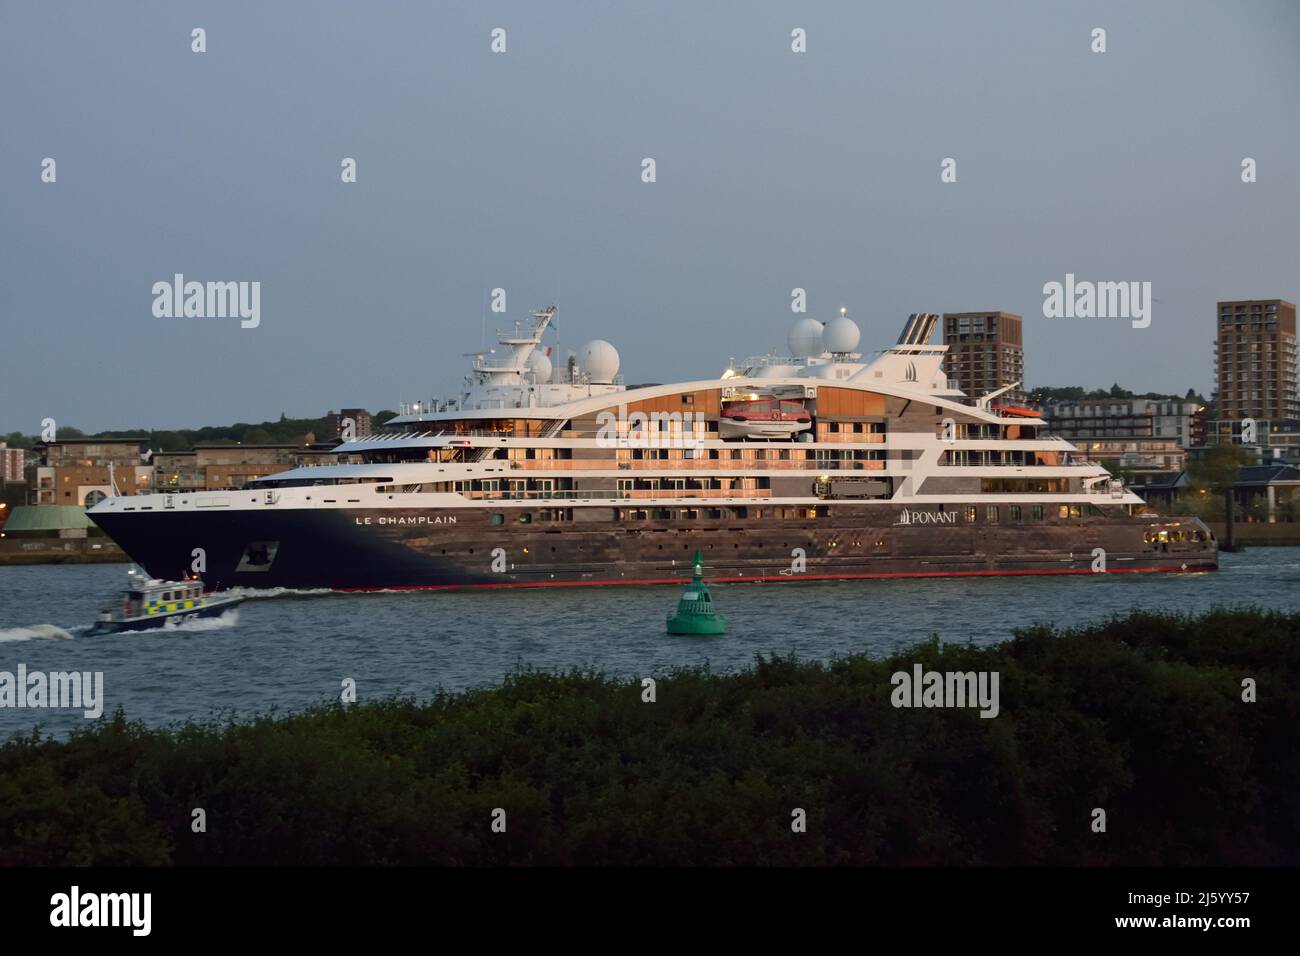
519,458 -> 886,471
458,489 -> 774,501
935,461 -> 1098,468
363,428 -> 560,441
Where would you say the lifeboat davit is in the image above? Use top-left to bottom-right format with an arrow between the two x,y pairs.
991,405 -> 1040,419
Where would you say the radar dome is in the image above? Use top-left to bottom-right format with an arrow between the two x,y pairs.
788,318 -> 825,358
823,316 -> 861,353
526,351 -> 553,384
582,339 -> 620,384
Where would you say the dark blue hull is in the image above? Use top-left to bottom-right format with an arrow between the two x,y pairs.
89,597 -> 243,634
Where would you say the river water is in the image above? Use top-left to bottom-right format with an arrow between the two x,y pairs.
2,550 -> 1298,738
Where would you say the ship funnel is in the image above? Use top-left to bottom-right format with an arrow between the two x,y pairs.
896,312 -> 939,346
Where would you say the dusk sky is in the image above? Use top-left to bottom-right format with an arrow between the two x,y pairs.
2,1 -> 1297,433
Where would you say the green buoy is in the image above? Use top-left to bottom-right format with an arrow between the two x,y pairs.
666,550 -> 726,635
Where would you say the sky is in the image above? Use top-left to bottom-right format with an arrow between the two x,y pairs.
1,0 -> 1297,433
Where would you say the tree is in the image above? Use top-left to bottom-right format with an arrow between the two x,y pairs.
151,431 -> 188,452
1188,445 -> 1254,551
1099,458 -> 1137,487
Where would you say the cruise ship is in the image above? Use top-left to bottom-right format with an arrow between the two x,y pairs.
88,307 -> 1217,589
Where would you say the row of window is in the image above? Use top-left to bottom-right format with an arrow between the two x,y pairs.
618,477 -> 771,491
479,503 -> 1104,525
823,422 -> 887,434
490,509 -> 574,525
627,447 -> 885,460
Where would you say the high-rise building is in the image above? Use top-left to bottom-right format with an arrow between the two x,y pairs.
0,443 -> 25,482
326,408 -> 372,441
942,312 -> 1025,404
1214,299 -> 1298,421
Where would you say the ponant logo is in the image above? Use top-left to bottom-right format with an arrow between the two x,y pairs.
896,510 -> 957,526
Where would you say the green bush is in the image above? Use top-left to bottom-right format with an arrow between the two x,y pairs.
1,608 -> 1296,865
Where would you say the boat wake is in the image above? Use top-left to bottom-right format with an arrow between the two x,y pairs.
0,623 -> 81,643
160,608 -> 240,632
224,586 -> 334,600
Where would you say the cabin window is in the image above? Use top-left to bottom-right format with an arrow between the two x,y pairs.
682,394 -> 694,405
986,506 -> 999,523
1032,505 -> 1044,521
1010,505 -> 1022,523
518,513 -> 532,524
490,514 -> 504,526
964,506 -> 977,523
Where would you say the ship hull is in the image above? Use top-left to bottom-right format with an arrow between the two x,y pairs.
88,597 -> 243,634
89,504 -> 1218,591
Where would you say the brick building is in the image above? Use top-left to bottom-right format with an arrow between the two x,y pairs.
30,438 -> 152,506
0,443 -> 25,482
326,409 -> 372,441
1214,299 -> 1298,421
941,312 -> 1025,404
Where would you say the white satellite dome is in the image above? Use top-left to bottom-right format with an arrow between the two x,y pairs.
582,339 -> 620,384
788,318 -> 825,358
526,350 -> 553,384
823,316 -> 861,353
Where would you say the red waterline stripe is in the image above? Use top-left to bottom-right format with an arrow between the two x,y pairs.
337,563 -> 1218,592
